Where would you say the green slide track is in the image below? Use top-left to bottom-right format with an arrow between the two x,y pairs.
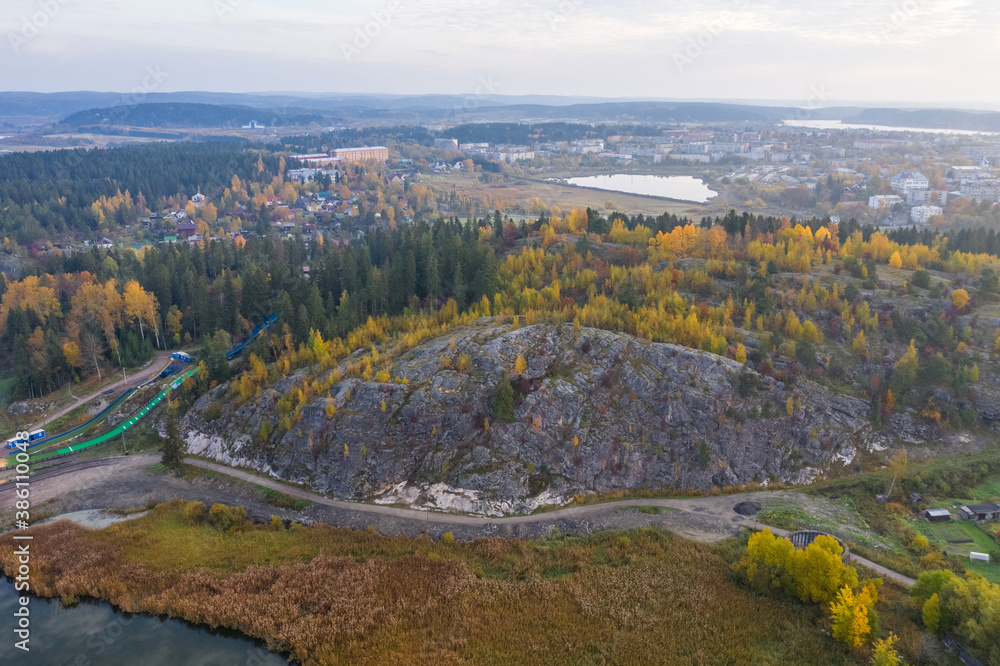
30,368 -> 199,463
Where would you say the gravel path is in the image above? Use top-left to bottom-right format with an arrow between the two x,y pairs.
32,351 -> 174,430
741,519 -> 917,587
0,454 -> 918,586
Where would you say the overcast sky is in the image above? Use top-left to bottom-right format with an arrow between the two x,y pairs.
1,0 -> 998,108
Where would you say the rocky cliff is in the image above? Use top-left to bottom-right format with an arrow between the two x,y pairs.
184,321 -> 883,516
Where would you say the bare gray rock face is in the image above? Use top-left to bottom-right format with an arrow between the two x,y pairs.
183,322 -> 881,515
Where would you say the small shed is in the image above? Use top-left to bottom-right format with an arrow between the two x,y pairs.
924,509 -> 952,523
970,552 -> 990,563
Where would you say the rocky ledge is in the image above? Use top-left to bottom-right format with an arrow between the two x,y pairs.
184,321 -> 887,516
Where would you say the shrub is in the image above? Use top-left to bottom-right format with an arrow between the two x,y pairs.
870,632 -> 902,666
442,532 -> 455,544
910,535 -> 930,554
204,402 -> 223,421
182,501 -> 206,525
208,503 -> 249,532
736,370 -> 764,397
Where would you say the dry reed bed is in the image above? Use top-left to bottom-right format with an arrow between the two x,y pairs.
0,502 -> 858,665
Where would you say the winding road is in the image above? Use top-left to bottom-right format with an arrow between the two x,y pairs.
183,457 -> 918,586
0,450 -> 917,587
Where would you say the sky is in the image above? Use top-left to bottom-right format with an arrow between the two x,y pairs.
1,0 -> 999,109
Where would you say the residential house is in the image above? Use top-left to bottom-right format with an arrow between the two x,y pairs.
177,222 -> 198,239
960,503 -> 1000,522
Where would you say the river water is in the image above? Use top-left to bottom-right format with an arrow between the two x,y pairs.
564,174 -> 716,203
0,579 -> 290,665
782,119 -> 1000,137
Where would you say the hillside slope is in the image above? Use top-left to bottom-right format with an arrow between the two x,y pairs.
184,321 -> 912,515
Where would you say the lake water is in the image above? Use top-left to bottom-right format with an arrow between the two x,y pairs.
782,119 -> 1000,137
564,174 -> 716,203
0,579 -> 290,665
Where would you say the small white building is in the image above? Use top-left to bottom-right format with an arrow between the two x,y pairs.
869,195 -> 904,210
911,205 -> 944,225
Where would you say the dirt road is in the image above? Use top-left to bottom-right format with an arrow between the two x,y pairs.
32,351 -> 175,430
0,453 -> 919,586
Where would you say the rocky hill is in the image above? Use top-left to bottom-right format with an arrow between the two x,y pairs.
184,321 -> 903,516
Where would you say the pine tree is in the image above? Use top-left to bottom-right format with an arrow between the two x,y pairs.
453,260 -> 466,309
493,374 -> 515,423
425,252 -> 441,302
161,405 -> 186,475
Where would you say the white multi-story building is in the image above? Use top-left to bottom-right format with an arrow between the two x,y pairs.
911,205 -> 943,224
962,179 -> 1000,201
904,189 -> 948,206
890,171 -> 930,192
869,194 -> 904,210
569,140 -> 605,155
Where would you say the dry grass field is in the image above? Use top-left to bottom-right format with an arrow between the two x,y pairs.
425,171 -> 707,218
0,501 -> 875,666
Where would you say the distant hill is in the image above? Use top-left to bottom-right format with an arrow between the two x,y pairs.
421,101 -> 852,124
60,103 -> 327,130
848,108 -> 1000,132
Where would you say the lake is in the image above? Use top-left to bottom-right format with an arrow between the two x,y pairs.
563,174 -> 716,204
782,119 -> 1000,137
0,579 -> 290,665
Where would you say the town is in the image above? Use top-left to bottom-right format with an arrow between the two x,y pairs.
4,0 -> 1000,663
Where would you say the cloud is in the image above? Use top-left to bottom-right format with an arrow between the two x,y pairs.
0,0 -> 998,106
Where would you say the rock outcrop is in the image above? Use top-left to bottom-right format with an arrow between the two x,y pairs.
184,321 -> 882,516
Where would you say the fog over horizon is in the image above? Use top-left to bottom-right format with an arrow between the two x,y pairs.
1,0 -> 999,109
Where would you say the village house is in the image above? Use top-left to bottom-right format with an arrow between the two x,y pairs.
177,221 -> 198,239
960,503 -> 1000,522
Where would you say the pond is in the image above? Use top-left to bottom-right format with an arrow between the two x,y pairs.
563,174 -> 716,203
0,579 -> 290,665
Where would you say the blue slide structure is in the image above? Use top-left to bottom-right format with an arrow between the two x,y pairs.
5,315 -> 279,462
226,313 -> 278,361
5,387 -> 138,456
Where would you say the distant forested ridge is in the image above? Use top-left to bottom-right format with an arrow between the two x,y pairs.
280,126 -> 435,153
61,103 -> 327,130
848,108 -> 1000,132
